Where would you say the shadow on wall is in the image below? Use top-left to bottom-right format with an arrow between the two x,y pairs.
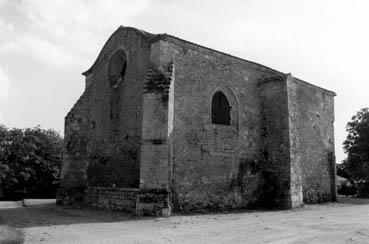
86,153 -> 139,188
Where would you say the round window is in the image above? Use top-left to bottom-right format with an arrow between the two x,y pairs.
107,49 -> 127,89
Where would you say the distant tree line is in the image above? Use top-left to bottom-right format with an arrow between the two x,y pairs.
337,108 -> 369,196
0,125 -> 63,200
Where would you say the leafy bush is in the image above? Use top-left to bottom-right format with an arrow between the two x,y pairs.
0,125 -> 63,200
343,108 -> 369,182
337,184 -> 357,196
357,182 -> 369,197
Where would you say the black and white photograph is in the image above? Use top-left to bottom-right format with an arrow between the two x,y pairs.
0,0 -> 369,243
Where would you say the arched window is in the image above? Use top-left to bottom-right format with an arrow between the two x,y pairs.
211,91 -> 231,125
107,49 -> 127,89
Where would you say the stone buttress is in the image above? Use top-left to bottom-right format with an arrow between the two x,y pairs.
259,74 -> 304,209
136,61 -> 175,216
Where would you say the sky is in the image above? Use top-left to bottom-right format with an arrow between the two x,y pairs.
0,0 -> 368,163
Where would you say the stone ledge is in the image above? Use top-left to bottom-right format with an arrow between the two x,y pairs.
84,187 -> 139,212
87,187 -> 139,191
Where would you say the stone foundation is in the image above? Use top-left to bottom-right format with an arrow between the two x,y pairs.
84,187 -> 138,211
136,189 -> 171,216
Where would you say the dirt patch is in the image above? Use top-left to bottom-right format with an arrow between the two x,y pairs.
1,197 -> 369,243
0,224 -> 24,244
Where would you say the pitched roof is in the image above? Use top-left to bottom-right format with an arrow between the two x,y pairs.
82,26 -> 336,95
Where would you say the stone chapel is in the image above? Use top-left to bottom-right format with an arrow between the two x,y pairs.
57,26 -> 336,216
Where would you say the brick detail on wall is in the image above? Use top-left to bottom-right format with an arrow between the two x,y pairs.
84,187 -> 138,211
144,63 -> 174,94
136,189 -> 171,216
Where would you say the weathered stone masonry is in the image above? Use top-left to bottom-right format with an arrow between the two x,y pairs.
57,26 -> 336,215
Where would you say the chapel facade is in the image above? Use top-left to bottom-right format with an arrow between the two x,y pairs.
57,26 -> 336,216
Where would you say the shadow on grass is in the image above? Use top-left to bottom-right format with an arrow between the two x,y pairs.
337,196 -> 369,205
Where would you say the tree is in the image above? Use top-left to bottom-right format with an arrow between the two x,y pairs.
343,108 -> 369,196
336,160 -> 350,179
343,108 -> 369,180
0,125 -> 63,200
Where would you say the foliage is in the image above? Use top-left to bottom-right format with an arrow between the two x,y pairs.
336,161 -> 350,179
0,125 -> 63,200
343,108 -> 369,182
357,182 -> 369,197
337,184 -> 357,196
342,108 -> 369,197
336,160 -> 357,195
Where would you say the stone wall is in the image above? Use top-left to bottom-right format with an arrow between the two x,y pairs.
58,27 -> 336,214
136,56 -> 175,216
154,38 -> 284,211
58,28 -> 154,204
286,76 -> 304,207
259,76 -> 294,208
85,187 -> 138,211
293,78 -> 336,203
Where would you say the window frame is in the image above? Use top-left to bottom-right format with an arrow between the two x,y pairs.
106,48 -> 129,90
209,86 -> 239,128
211,91 -> 231,125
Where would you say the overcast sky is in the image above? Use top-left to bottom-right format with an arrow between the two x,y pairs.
0,0 -> 368,163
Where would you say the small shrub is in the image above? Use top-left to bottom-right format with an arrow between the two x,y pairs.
357,182 -> 369,197
0,125 -> 62,200
337,184 -> 357,196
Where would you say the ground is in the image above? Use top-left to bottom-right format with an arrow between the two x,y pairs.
1,197 -> 369,244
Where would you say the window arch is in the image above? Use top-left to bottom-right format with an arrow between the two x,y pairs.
211,91 -> 231,125
107,49 -> 127,89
